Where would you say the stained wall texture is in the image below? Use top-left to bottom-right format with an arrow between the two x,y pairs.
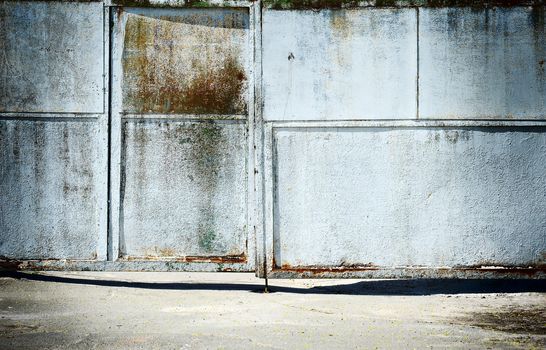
0,1 -> 104,113
0,1 -> 545,276
112,7 -> 251,264
119,7 -> 249,115
272,127 -> 546,268
0,120 -> 106,259
262,8 -> 418,120
0,1 -> 107,261
121,120 -> 247,259
419,7 -> 546,119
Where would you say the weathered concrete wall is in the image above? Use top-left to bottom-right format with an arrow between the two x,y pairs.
0,119 -> 107,259
121,120 -> 247,259
271,127 -> 546,268
420,7 -> 546,119
0,1 -> 104,113
0,1 -> 107,260
1,1 -> 545,276
263,8 -> 417,120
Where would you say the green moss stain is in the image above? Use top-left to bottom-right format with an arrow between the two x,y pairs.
187,1 -> 214,8
178,122 -> 228,254
197,211 -> 218,252
183,122 -> 224,176
266,0 -> 361,10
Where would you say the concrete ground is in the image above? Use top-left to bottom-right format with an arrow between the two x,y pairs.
0,272 -> 544,349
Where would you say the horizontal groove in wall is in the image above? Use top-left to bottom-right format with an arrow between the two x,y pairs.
121,118 -> 248,125
0,115 -> 100,122
121,113 -> 247,121
262,1 -> 545,10
267,120 -> 546,128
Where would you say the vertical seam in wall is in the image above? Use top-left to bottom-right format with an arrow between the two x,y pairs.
252,3 -> 258,268
106,6 -> 113,261
259,2 -> 268,283
416,7 -> 420,120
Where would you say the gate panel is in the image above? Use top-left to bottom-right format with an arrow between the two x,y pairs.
111,6 -> 253,269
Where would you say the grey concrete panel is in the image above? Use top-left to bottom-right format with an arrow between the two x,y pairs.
419,7 -> 546,119
0,119 -> 106,260
0,1 -> 104,113
262,9 -> 417,120
272,127 -> 546,268
121,120 -> 247,259
118,7 -> 250,115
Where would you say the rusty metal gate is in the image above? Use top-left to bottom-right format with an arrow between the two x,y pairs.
1,0 -> 545,278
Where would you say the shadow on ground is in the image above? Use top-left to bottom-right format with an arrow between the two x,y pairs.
1,271 -> 545,295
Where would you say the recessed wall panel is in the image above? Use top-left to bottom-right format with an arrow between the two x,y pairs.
0,119 -> 106,259
273,127 -> 546,268
118,7 -> 250,115
121,120 -> 247,258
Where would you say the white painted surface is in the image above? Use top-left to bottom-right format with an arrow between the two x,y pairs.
262,9 -> 417,120
0,1 -> 104,113
271,127 -> 546,267
419,7 -> 546,120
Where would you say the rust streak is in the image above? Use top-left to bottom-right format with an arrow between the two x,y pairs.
122,13 -> 247,115
122,253 -> 247,264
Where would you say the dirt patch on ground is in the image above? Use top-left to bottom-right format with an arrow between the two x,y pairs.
460,306 -> 545,335
454,305 -> 546,348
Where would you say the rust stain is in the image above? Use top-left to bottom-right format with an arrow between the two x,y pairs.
122,12 -> 247,115
275,262 -> 546,277
123,253 -> 247,263
0,257 -> 22,271
185,253 -> 246,263
158,247 -> 177,257
181,58 -> 246,114
278,263 -> 380,274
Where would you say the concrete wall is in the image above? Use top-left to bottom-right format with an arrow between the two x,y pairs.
271,127 -> 546,268
1,1 -> 545,277
0,1 -> 107,261
261,5 -> 546,277
110,6 -> 254,268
